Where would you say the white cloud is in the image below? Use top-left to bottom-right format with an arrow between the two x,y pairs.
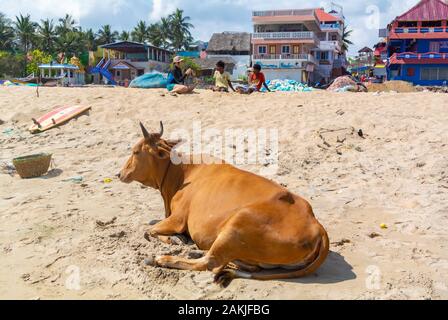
149,0 -> 179,21
0,0 -> 424,55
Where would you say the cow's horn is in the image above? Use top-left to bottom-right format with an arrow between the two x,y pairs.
159,121 -> 164,137
140,122 -> 150,140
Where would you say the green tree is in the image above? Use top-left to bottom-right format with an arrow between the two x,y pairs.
168,9 -> 193,51
56,14 -> 77,36
342,25 -> 354,53
119,30 -> 130,41
82,28 -> 97,51
26,49 -> 52,75
14,14 -> 37,53
96,25 -> 118,45
131,21 -> 149,43
38,19 -> 57,53
55,31 -> 83,58
0,51 -> 25,77
0,13 -> 15,51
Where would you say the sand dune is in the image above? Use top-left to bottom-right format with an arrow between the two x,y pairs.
0,86 -> 447,299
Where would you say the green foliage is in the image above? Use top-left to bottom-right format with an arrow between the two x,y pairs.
342,25 -> 354,53
0,13 -> 15,51
170,57 -> 201,74
204,76 -> 214,85
238,75 -> 248,82
0,51 -> 25,77
26,49 -> 52,75
96,25 -> 118,45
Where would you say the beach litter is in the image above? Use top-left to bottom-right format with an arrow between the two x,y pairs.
380,223 -> 388,229
62,176 -> 83,184
1,162 -> 16,176
103,178 -> 113,184
262,79 -> 314,92
2,128 -> 14,136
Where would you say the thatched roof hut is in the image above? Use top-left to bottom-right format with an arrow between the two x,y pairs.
207,32 -> 251,55
193,57 -> 237,76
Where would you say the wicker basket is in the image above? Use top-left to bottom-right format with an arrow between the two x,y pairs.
13,153 -> 52,179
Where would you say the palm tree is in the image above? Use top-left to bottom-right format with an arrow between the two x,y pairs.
56,14 -> 77,35
131,21 -> 148,43
147,23 -> 164,48
119,31 -> 130,41
0,13 -> 15,51
342,25 -> 353,53
96,25 -> 118,45
168,9 -> 193,51
83,28 -> 97,51
55,31 -> 82,58
38,19 -> 57,53
14,14 -> 37,53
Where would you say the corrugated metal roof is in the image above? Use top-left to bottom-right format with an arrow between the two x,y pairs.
315,9 -> 341,22
396,0 -> 448,21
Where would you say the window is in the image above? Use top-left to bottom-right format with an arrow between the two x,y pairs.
398,21 -> 417,28
331,34 -> 338,41
116,70 -> 121,77
293,45 -> 300,54
316,51 -> 329,60
258,46 -> 267,54
421,67 -> 448,81
281,45 -> 290,54
422,21 -> 442,27
429,42 -> 440,52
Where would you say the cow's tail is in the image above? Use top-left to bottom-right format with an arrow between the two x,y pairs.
237,227 -> 330,281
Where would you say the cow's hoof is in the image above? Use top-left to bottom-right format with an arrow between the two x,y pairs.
144,256 -> 158,267
188,250 -> 204,259
172,234 -> 190,245
214,269 -> 236,288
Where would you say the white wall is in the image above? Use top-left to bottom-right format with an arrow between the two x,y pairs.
208,55 -> 251,80
262,69 -> 304,82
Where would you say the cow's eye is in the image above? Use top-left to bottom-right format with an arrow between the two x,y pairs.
133,151 -> 140,155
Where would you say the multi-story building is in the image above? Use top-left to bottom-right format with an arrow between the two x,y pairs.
90,41 -> 173,86
386,0 -> 448,86
251,5 -> 345,83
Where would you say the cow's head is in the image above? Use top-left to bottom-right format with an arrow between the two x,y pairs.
118,122 -> 177,189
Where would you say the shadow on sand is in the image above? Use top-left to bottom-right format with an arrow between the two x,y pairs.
280,251 -> 356,285
39,168 -> 64,179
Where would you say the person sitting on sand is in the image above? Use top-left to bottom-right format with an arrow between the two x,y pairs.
212,61 -> 235,92
236,64 -> 271,94
166,56 -> 196,94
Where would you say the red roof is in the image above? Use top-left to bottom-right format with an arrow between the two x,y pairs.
315,9 -> 341,22
395,0 -> 448,21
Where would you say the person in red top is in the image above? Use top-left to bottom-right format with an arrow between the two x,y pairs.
236,64 -> 271,94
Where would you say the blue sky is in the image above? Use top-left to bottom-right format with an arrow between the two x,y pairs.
0,0 -> 421,55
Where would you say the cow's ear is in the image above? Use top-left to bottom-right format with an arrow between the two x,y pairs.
166,138 -> 184,148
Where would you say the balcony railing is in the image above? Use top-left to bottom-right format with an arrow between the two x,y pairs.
320,23 -> 342,31
253,9 -> 315,17
252,31 -> 319,43
392,27 -> 448,34
392,52 -> 448,60
319,40 -> 341,51
253,53 -> 317,65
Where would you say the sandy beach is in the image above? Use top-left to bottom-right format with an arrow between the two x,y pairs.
0,86 -> 447,300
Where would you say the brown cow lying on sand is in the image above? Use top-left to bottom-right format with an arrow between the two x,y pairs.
118,122 -> 330,287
